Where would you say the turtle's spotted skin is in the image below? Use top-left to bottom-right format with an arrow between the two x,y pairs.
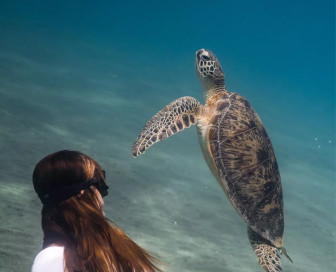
205,91 -> 284,246
132,49 -> 291,271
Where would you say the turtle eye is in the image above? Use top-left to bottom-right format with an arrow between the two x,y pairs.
202,55 -> 210,61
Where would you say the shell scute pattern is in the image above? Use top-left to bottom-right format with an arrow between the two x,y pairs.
208,92 -> 284,244
219,96 -> 261,140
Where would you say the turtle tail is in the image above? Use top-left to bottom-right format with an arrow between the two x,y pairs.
279,247 -> 293,263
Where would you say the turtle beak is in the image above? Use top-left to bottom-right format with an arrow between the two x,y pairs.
196,49 -> 213,64
196,49 -> 205,62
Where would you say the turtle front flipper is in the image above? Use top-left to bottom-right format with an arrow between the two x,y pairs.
248,226 -> 282,272
132,96 -> 202,157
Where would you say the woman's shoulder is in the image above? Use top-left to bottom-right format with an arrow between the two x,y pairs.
32,245 -> 64,272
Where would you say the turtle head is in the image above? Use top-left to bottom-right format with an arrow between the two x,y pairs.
195,49 -> 225,98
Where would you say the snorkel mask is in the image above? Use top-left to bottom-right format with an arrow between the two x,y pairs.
39,169 -> 109,205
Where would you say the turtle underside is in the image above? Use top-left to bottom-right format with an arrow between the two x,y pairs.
206,92 -> 284,246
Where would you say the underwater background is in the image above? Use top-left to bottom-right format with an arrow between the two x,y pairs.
0,0 -> 334,271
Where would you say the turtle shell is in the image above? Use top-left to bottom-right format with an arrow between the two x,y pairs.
206,92 -> 284,247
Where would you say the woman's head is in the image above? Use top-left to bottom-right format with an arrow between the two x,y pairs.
33,150 -> 109,248
33,150 -> 161,272
33,150 -> 108,207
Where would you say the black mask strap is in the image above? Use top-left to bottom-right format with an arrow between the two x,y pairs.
39,169 -> 109,206
39,179 -> 98,205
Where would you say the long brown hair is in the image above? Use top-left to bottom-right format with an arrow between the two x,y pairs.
33,150 -> 162,272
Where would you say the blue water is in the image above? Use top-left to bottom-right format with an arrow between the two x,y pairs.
0,1 -> 335,271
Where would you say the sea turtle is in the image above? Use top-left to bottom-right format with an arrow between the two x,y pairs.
132,49 -> 292,271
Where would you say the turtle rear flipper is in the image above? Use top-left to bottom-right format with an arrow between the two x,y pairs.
248,226 -> 282,272
132,96 -> 202,157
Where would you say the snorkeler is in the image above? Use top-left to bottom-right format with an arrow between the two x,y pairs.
32,150 -> 161,272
